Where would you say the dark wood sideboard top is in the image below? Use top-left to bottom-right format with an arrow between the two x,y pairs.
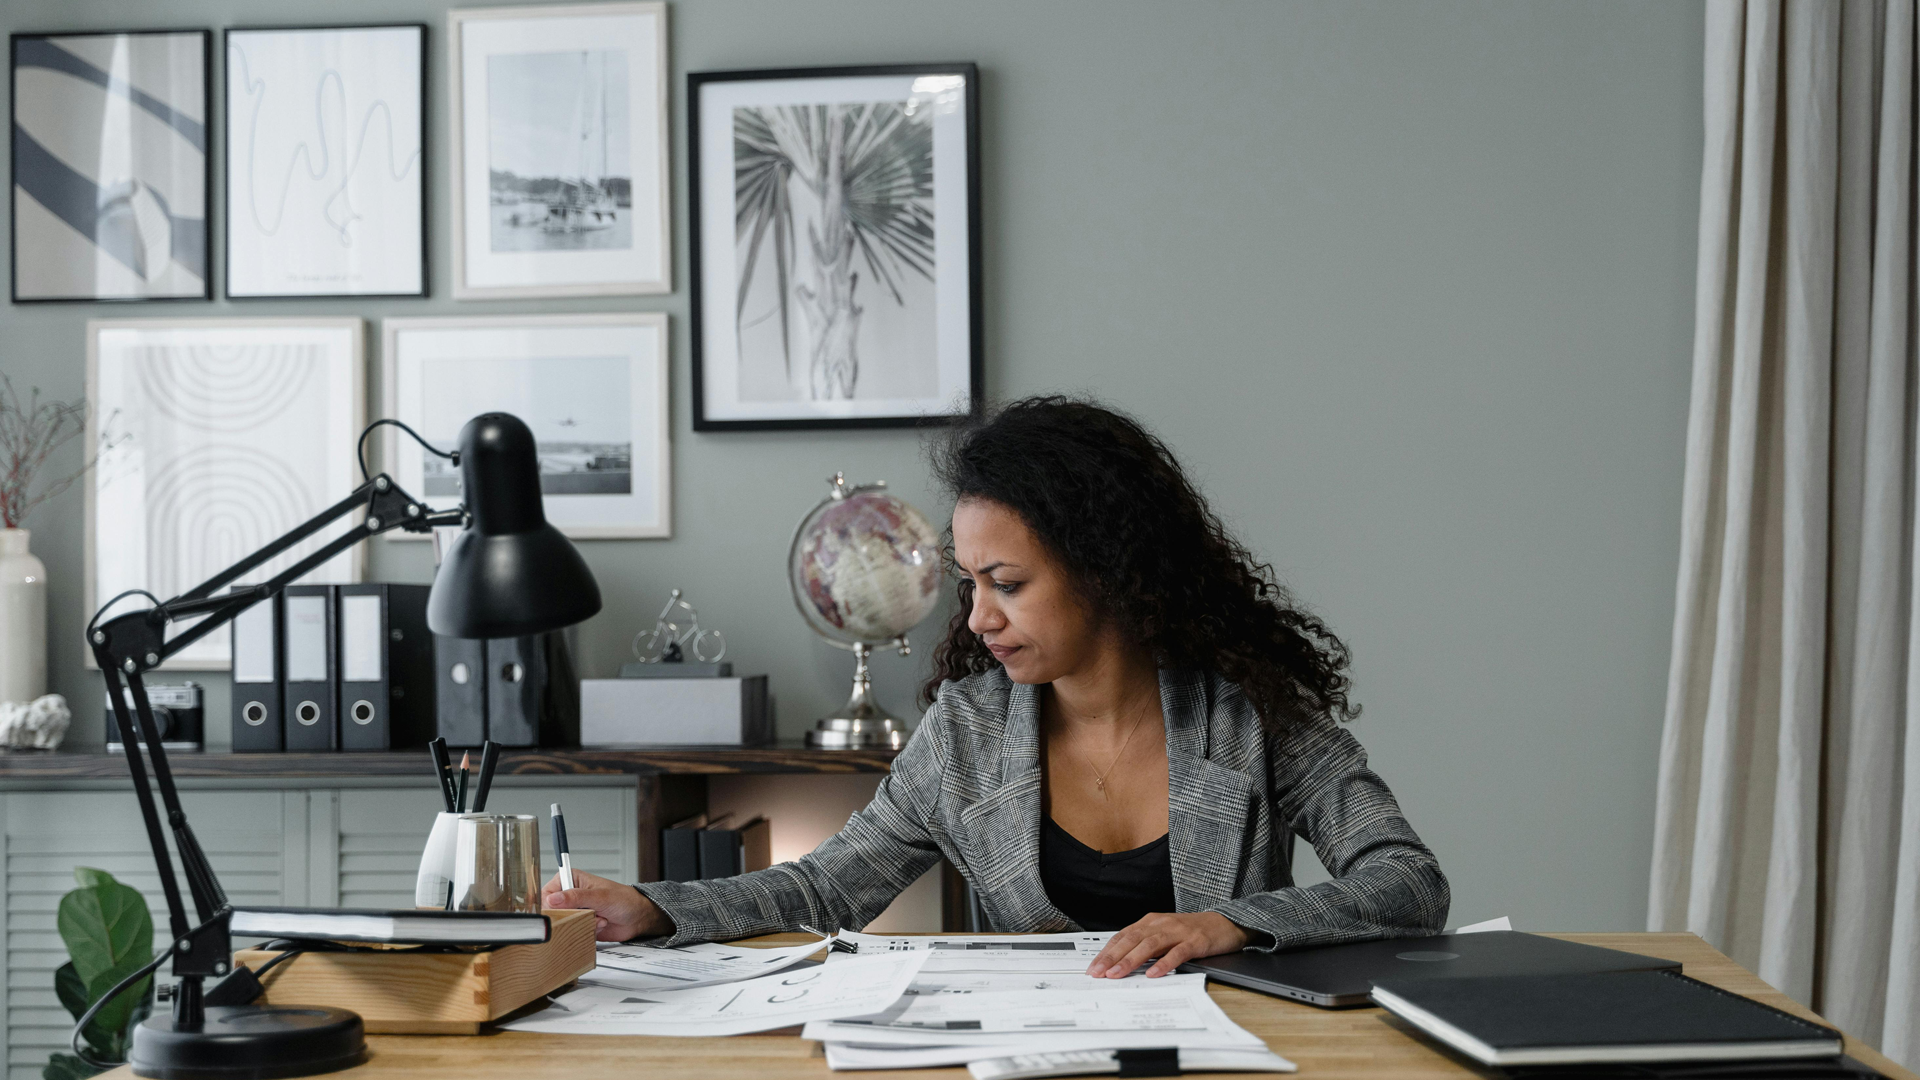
0,745 -> 899,781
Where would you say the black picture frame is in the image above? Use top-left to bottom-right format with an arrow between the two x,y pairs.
221,22 -> 429,300
688,63 -> 983,432
10,28 -> 214,303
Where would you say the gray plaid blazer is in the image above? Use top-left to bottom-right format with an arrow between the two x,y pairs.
635,668 -> 1449,951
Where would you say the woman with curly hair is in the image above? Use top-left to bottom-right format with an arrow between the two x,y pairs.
546,396 -> 1448,976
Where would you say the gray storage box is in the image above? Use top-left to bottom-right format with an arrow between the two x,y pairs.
579,675 -> 770,746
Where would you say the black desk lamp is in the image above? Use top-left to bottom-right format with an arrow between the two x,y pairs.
84,413 -> 600,1080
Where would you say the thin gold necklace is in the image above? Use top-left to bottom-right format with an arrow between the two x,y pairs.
1084,706 -> 1150,799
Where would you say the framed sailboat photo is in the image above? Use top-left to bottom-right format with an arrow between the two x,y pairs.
449,2 -> 669,299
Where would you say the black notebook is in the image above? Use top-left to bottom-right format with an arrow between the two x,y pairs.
1370,969 -> 1843,1067
228,906 -> 551,946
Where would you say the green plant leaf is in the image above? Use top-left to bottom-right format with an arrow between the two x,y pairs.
71,868 -> 114,890
42,1051 -> 102,1080
80,952 -> 151,1053
53,962 -> 87,1023
57,882 -> 152,988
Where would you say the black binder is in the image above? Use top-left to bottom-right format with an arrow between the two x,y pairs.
434,635 -> 487,748
486,633 -> 579,747
660,813 -> 707,882
228,587 -> 282,752
336,584 -> 435,751
281,584 -> 337,751
486,635 -> 544,747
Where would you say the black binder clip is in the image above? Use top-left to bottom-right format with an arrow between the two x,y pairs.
1114,1048 -> 1181,1077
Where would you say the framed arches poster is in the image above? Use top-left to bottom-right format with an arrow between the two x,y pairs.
85,318 -> 366,669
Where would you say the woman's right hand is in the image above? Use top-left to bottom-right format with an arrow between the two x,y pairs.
541,868 -> 675,941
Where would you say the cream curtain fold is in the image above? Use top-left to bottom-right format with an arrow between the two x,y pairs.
1652,0 -> 1920,1066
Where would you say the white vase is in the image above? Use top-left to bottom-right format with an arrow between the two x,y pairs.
0,529 -> 47,706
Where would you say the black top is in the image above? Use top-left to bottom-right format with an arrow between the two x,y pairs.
1038,817 -> 1177,931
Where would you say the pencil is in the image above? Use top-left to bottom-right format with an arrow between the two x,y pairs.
473,741 -> 501,813
428,738 -> 456,813
456,751 -> 470,813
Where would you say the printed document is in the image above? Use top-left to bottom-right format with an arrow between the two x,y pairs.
583,935 -> 828,992
829,931 -> 1115,974
501,950 -> 925,1037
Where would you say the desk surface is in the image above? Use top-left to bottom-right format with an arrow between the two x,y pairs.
99,932 -> 1915,1080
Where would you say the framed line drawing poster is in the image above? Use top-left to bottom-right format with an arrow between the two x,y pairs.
449,3 -> 669,298
224,23 -> 427,297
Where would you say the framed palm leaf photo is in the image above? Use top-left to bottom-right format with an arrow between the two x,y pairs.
689,64 -> 981,431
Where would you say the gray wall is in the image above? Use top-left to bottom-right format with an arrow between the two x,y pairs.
1,0 -> 1703,932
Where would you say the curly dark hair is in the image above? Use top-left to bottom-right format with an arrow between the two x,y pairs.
921,395 -> 1358,729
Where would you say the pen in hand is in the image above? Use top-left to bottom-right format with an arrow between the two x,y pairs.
551,803 -> 575,891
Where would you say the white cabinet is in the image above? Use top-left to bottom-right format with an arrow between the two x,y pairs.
0,779 -> 637,1080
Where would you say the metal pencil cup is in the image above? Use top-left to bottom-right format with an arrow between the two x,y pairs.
451,814 -> 541,913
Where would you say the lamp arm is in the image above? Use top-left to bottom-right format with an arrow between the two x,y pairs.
86,472 -> 446,1032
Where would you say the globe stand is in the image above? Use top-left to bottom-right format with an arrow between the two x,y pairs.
806,641 -> 911,750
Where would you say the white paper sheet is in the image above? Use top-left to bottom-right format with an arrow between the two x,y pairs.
803,973 -> 1264,1049
1452,916 -> 1514,934
502,950 -> 926,1036
830,931 -> 1116,974
966,1047 -> 1295,1079
582,936 -> 828,992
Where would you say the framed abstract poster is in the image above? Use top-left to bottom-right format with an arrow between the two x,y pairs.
689,64 -> 982,431
11,30 -> 211,302
86,318 -> 366,669
381,314 -> 670,539
448,3 -> 669,299
224,24 -> 427,298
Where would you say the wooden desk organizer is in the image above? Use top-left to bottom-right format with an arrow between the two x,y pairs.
235,908 -> 597,1034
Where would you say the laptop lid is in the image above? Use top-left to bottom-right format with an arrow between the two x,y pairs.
1181,931 -> 1682,1007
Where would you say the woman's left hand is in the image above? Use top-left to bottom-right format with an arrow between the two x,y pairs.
1086,911 -> 1251,978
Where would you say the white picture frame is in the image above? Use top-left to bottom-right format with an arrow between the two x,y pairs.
381,313 -> 671,539
223,24 -> 427,298
448,2 -> 669,299
86,318 -> 367,670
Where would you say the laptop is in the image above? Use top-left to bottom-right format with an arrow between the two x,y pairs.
1180,930 -> 1682,1007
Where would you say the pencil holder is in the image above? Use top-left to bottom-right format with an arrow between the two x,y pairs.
414,812 -> 462,909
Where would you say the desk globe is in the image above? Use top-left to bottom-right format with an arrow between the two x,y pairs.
788,474 -> 942,749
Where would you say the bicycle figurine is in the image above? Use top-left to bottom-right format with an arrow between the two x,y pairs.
632,589 -> 726,664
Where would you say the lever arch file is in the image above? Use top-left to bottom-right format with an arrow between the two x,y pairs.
282,585 -> 338,751
229,586 -> 283,752
337,584 -> 435,751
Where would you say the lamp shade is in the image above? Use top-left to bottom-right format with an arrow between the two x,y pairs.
426,413 -> 603,638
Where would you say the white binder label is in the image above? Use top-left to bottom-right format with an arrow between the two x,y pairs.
340,595 -> 384,682
286,595 -> 329,682
232,598 -> 275,683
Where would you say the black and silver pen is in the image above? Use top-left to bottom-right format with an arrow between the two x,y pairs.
551,803 -> 575,890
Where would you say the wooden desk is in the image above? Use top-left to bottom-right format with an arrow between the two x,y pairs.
97,932 -> 1916,1080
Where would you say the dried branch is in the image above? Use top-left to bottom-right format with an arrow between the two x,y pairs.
0,375 -> 101,530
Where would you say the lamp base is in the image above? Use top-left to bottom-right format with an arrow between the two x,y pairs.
805,641 -> 912,750
130,1005 -> 367,1080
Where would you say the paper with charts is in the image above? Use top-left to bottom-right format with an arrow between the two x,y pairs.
583,935 -> 827,992
500,950 -> 925,1036
828,931 -> 1116,973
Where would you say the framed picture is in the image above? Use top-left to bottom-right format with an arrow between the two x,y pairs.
448,3 -> 669,299
224,24 -> 427,298
689,64 -> 982,431
12,30 -> 211,302
381,314 -> 670,539
86,318 -> 367,670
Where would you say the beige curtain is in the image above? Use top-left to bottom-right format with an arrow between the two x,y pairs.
1651,0 -> 1919,1065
